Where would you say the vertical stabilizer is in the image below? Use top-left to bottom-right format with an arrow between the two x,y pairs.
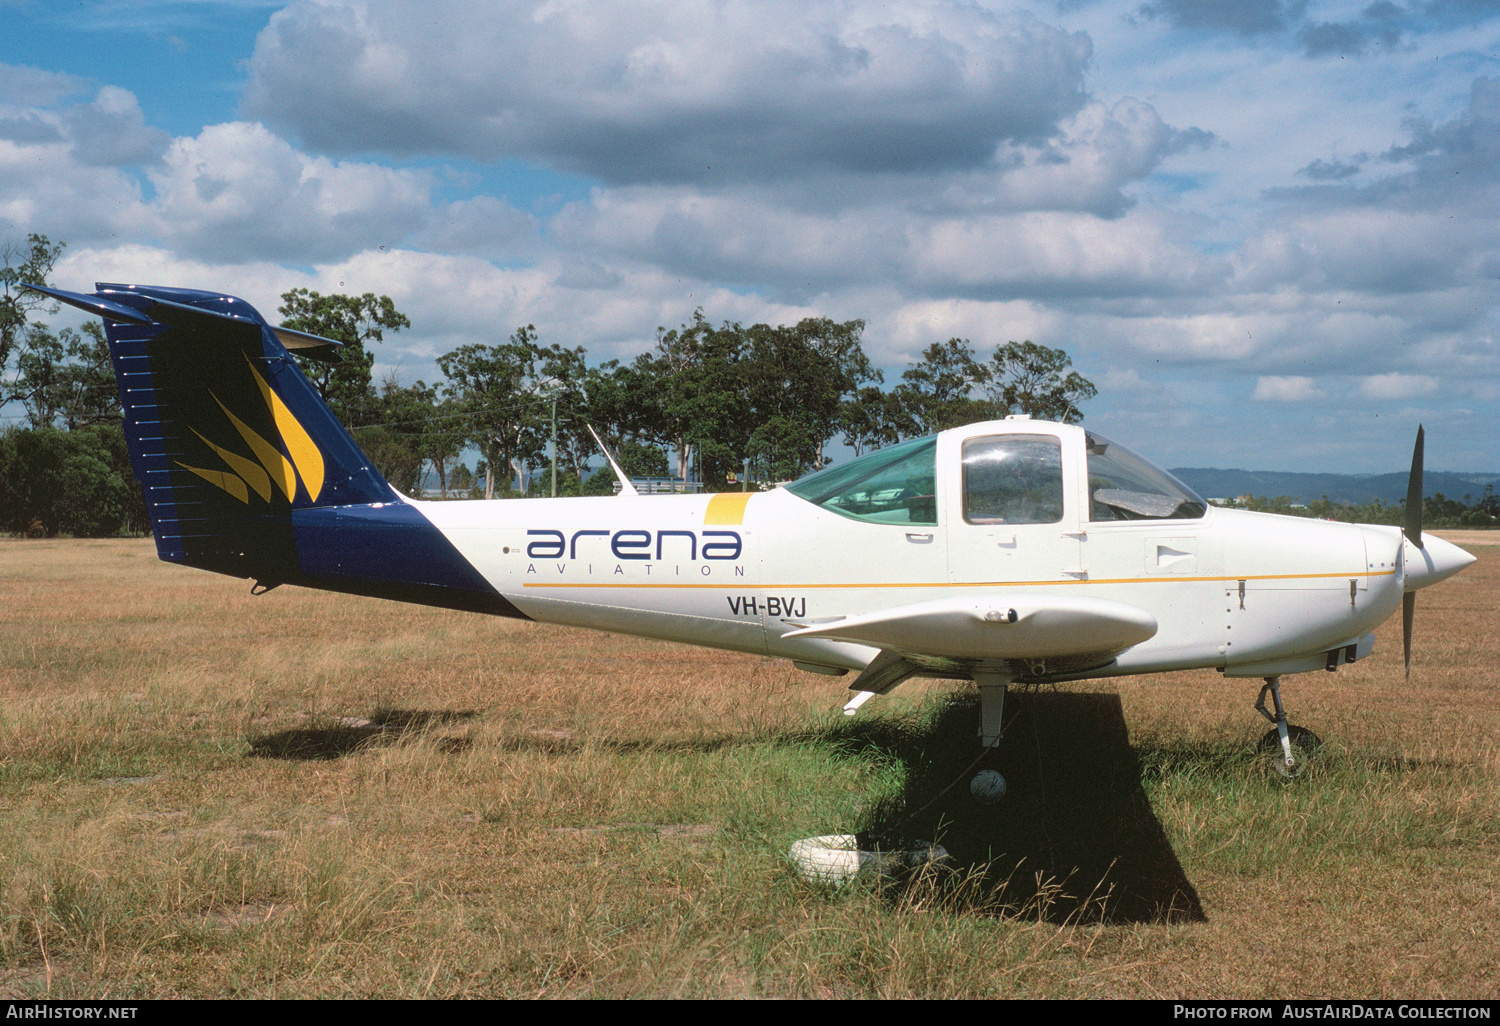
90,282 -> 395,579
29,282 -> 525,618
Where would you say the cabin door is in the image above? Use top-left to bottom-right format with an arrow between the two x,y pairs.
944,431 -> 1085,590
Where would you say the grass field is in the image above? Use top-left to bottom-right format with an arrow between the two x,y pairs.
1,534 -> 1497,998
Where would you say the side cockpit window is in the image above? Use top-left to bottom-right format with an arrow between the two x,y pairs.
1086,431 -> 1207,521
962,435 -> 1064,525
784,436 -> 937,525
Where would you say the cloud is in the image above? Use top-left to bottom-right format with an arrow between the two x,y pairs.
1252,77 -> 1500,302
1253,376 -> 1327,401
65,87 -> 171,167
0,63 -> 82,106
553,183 -> 1220,303
0,114 -> 62,145
1358,372 -> 1440,399
975,98 -> 1214,218
1379,76 -> 1500,191
1296,156 -> 1365,180
147,121 -> 435,262
409,196 -> 537,256
1137,0 -> 1301,35
7,4 -> 1499,477
1298,20 -> 1376,55
0,132 -> 153,246
244,0 -> 1093,184
53,243 -> 315,317
0,69 -> 541,267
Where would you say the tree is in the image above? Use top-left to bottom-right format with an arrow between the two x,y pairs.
579,358 -> 669,480
352,375 -> 441,495
633,310 -> 739,481
449,462 -> 477,497
630,311 -> 873,488
438,327 -> 546,499
986,340 -> 1096,424
1,234 -> 64,393
0,425 -> 132,537
741,317 -> 874,482
891,338 -> 997,435
277,289 -> 410,427
533,341 -> 592,489
11,322 -> 118,429
419,395 -> 467,498
838,382 -> 913,457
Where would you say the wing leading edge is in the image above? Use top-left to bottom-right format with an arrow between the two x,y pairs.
783,595 -> 1159,699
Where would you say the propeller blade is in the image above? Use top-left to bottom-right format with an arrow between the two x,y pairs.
1404,425 -> 1424,550
1403,591 -> 1416,681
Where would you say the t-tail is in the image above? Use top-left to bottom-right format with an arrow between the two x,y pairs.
28,282 -> 526,619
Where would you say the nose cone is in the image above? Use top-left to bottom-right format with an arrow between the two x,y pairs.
1404,534 -> 1478,592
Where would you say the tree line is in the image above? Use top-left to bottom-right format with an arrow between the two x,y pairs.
1,234 -> 1098,534
1223,491 -> 1499,529
277,293 -> 1097,499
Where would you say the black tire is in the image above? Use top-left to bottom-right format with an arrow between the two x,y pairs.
1258,725 -> 1322,778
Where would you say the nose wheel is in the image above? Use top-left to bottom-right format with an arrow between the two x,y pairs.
1254,677 -> 1322,778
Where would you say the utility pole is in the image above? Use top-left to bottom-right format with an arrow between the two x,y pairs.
550,395 -> 558,498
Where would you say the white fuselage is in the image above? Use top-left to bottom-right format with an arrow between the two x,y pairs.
416,420 -> 1465,685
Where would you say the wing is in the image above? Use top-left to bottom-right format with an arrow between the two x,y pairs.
782,595 -> 1158,697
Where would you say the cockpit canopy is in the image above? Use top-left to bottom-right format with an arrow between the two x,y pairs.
784,422 -> 1206,525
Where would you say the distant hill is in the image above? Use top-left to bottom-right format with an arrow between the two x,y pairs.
1170,468 -> 1499,506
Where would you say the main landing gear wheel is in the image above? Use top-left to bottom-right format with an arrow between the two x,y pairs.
1257,725 -> 1323,779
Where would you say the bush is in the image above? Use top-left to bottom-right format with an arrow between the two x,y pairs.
0,426 -> 135,537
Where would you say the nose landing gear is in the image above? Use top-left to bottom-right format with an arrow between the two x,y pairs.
1254,676 -> 1322,778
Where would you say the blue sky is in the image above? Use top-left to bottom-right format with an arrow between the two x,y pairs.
2,0 -> 1498,473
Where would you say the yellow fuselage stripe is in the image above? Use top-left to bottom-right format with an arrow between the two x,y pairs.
522,569 -> 1397,590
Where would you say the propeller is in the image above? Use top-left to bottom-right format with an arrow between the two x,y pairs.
1402,591 -> 1415,680
1402,425 -> 1423,679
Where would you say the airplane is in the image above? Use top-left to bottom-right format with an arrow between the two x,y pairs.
28,281 -> 1479,781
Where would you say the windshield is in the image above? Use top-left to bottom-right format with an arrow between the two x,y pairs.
785,435 -> 937,524
1086,431 -> 1207,521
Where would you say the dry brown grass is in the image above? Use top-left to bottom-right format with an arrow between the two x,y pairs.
0,533 -> 1496,998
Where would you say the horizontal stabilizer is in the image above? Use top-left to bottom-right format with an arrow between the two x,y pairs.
30,283 -> 343,362
21,284 -> 155,325
271,325 -> 345,362
782,595 -> 1157,661
132,293 -> 262,344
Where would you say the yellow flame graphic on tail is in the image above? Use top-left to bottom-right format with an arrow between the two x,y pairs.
190,426 -> 272,502
176,463 -> 250,503
211,395 -> 297,501
244,355 -> 324,501
175,357 -> 325,504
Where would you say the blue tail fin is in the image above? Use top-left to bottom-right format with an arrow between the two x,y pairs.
34,282 -> 525,618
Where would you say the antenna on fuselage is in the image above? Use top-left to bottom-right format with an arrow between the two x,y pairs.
586,424 -> 639,498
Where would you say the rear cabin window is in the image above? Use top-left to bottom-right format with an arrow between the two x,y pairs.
784,436 -> 937,525
962,435 -> 1064,525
